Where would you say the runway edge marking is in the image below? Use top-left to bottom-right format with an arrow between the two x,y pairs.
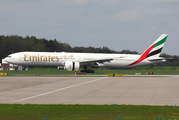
17,77 -> 107,102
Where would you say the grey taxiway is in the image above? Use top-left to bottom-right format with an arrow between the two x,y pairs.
0,76 -> 179,105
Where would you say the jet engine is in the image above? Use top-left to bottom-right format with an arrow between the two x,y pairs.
64,61 -> 80,71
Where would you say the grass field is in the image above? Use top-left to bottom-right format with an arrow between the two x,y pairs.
0,66 -> 179,76
0,104 -> 179,120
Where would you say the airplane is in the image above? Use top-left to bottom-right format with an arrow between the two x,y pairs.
4,34 -> 168,73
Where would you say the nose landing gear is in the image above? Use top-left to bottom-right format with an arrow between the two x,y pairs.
15,67 -> 19,72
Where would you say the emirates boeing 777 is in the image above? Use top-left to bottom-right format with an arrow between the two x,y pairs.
4,34 -> 168,73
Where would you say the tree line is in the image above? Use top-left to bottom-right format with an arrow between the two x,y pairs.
0,35 -> 178,66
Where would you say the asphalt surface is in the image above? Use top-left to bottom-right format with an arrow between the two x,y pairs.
0,76 -> 179,105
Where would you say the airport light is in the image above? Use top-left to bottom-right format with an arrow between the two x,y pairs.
118,116 -> 120,120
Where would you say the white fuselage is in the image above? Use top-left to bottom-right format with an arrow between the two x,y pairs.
4,52 -> 156,68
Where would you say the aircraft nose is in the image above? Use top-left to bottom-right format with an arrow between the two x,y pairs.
4,57 -> 9,62
4,56 -> 13,63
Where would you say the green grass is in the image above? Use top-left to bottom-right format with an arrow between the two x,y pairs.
0,66 -> 178,77
0,104 -> 179,120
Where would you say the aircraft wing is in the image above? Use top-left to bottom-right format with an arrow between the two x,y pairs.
80,58 -> 113,65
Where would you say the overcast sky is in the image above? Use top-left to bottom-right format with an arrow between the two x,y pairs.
0,0 -> 179,55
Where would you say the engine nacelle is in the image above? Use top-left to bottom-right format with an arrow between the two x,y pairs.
64,61 -> 80,71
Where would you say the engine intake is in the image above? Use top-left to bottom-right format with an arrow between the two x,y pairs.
64,61 -> 80,71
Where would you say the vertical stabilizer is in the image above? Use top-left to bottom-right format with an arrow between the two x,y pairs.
146,34 -> 168,58
128,34 -> 168,66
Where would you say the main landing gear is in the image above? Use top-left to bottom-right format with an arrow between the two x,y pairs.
81,69 -> 95,73
81,66 -> 95,73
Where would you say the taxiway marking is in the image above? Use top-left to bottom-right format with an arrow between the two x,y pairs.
17,77 -> 106,102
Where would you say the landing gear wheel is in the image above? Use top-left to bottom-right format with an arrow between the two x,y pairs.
81,66 -> 95,73
85,70 -> 95,73
15,67 -> 19,72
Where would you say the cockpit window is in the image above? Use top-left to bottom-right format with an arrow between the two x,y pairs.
8,56 -> 11,58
